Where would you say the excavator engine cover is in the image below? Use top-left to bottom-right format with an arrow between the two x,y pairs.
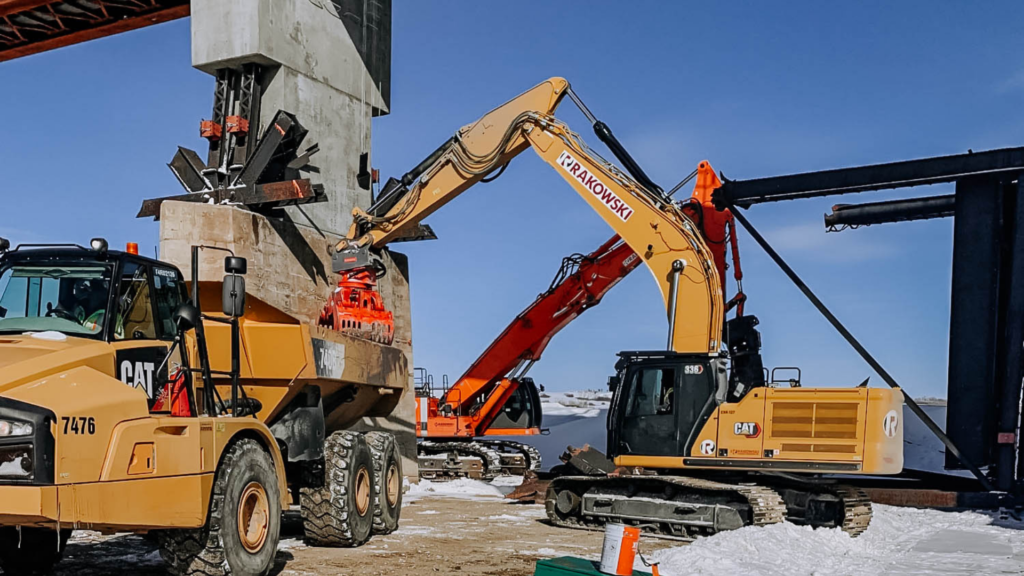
319,267 -> 395,345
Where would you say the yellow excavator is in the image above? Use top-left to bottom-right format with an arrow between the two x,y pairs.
334,77 -> 904,539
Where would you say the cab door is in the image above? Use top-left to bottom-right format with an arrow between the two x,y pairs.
611,357 -> 718,459
109,260 -> 187,406
615,363 -> 682,457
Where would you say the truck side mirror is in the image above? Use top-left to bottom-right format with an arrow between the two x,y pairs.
607,375 -> 621,391
225,256 -> 247,275
173,303 -> 199,332
222,275 -> 246,317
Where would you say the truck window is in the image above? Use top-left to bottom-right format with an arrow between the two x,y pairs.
152,267 -> 185,340
117,262 -> 157,340
0,263 -> 112,339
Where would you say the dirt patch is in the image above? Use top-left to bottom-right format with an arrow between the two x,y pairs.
45,493 -> 675,575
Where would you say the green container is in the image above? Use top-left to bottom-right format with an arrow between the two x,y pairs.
534,556 -> 652,576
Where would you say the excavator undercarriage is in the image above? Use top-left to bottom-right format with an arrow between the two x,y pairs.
545,474 -> 872,541
418,439 -> 542,480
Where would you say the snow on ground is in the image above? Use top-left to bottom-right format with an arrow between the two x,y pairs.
406,477 -> 508,502
405,475 -> 1024,575
644,504 -> 1024,576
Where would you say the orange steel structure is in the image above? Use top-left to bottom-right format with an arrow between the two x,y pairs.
0,0 -> 188,63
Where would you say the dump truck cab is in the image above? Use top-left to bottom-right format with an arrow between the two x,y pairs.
0,241 -> 191,397
0,239 -> 292,575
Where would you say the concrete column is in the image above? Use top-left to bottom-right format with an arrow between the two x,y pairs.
177,0 -> 416,477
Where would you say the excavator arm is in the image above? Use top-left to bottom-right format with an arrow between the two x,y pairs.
337,77 -> 724,355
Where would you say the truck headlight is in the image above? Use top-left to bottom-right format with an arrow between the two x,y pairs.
0,445 -> 33,478
0,419 -> 32,437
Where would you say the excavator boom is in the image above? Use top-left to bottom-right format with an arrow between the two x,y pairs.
337,77 -> 724,356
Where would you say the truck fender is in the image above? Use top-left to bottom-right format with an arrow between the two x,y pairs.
269,386 -> 325,462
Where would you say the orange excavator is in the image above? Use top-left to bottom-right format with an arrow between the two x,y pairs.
415,234 -> 641,479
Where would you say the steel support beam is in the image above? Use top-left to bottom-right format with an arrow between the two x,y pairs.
945,179 -> 1004,473
998,180 -> 1024,491
716,147 -> 1024,207
825,194 -> 955,229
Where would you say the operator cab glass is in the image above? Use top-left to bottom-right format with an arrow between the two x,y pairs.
0,262 -> 113,339
0,248 -> 188,344
608,353 -> 722,459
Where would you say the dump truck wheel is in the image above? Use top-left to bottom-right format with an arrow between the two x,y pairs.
158,438 -> 281,576
300,431 -> 376,547
366,431 -> 403,534
0,527 -> 71,575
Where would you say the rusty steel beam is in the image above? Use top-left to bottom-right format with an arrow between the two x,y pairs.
0,0 -> 188,63
0,1 -> 51,20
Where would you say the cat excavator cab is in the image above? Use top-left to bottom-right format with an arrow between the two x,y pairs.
333,77 -> 903,539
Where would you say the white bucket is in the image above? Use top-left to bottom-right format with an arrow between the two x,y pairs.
599,523 -> 640,575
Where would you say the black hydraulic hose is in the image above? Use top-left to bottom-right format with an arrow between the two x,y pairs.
729,207 -> 997,492
566,86 -> 665,198
403,136 -> 456,187
367,136 -> 457,219
592,120 -> 664,196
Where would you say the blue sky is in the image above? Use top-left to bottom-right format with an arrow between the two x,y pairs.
2,2 -> 1023,398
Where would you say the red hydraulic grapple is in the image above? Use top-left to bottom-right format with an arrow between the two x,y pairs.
318,267 -> 395,345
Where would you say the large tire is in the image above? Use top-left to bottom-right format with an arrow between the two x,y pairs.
300,431 -> 375,547
158,438 -> 282,576
0,527 -> 70,575
365,431 -> 402,535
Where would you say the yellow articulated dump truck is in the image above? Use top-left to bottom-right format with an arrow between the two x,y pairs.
0,237 -> 407,575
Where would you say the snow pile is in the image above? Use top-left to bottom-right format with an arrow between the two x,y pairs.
645,505 -> 1024,576
541,390 -> 610,417
406,478 -> 506,502
27,331 -> 67,342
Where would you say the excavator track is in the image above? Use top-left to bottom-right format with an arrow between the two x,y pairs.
835,486 -> 873,537
544,475 -> 787,541
544,475 -> 874,541
476,440 -> 543,475
418,441 -> 503,480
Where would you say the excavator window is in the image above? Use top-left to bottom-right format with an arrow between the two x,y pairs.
614,358 -> 717,458
619,365 -> 679,457
626,368 -> 676,418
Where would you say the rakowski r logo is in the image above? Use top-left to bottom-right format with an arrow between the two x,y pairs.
556,151 -> 634,222
699,439 -> 716,456
882,410 -> 900,438
733,422 -> 761,438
